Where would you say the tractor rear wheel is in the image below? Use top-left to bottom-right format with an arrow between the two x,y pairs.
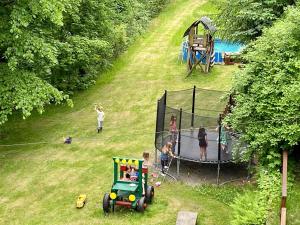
103,193 -> 111,213
146,186 -> 154,203
136,197 -> 146,212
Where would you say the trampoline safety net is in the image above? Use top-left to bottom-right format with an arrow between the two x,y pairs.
155,87 -> 240,163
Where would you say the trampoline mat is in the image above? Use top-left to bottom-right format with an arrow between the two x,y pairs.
159,129 -> 234,163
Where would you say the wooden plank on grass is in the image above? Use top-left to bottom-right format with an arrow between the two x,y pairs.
176,211 -> 198,225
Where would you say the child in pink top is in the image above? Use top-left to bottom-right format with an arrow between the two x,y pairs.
169,115 -> 177,153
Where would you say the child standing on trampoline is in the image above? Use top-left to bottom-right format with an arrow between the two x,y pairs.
216,125 -> 229,153
169,115 -> 177,154
198,127 -> 208,161
160,142 -> 174,174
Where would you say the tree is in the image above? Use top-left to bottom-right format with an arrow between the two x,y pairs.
227,5 -> 300,160
0,64 -> 72,125
0,0 -> 168,124
217,0 -> 296,43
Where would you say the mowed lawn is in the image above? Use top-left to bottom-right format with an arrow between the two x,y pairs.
0,0 -> 240,224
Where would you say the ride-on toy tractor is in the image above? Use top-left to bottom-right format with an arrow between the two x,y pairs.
102,157 -> 154,213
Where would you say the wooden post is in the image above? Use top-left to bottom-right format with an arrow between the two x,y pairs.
205,34 -> 211,73
280,149 -> 288,225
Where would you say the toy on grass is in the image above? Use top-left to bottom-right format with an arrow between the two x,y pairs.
155,182 -> 161,187
76,194 -> 87,208
102,157 -> 154,213
64,136 -> 72,144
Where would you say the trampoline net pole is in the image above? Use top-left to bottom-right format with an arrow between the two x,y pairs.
217,114 -> 222,185
177,108 -> 182,177
155,100 -> 160,149
218,114 -> 221,161
178,108 -> 182,157
191,85 -> 196,127
217,162 -> 220,185
162,93 -> 166,145
177,158 -> 180,177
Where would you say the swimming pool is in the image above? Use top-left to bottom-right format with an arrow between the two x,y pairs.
182,39 -> 244,64
214,39 -> 244,63
214,39 -> 243,52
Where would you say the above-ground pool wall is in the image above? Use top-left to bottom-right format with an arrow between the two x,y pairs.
181,39 -> 244,64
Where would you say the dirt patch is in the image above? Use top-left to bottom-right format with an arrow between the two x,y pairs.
165,160 -> 248,186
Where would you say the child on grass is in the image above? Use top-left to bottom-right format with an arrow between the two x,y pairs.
95,106 -> 105,133
161,142 -> 174,174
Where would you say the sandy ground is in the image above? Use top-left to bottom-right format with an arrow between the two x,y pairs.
153,159 -> 249,185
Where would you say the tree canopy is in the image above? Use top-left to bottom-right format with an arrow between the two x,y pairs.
217,0 -> 296,43
0,0 -> 168,125
227,5 -> 300,159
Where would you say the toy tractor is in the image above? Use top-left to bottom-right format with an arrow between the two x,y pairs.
102,157 -> 154,213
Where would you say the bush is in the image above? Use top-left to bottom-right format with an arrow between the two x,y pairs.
230,169 -> 281,225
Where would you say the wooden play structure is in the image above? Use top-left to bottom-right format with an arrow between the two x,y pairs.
183,16 -> 217,75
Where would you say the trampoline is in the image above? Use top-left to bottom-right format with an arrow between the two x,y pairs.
154,86 -> 242,183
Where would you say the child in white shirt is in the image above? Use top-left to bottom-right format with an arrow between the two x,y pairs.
95,106 -> 105,133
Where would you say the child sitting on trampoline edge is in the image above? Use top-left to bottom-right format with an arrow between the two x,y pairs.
198,127 -> 208,161
160,142 -> 175,174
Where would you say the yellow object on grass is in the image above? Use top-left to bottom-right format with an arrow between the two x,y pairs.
76,194 -> 87,208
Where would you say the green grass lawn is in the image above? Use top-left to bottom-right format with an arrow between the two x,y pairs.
287,176 -> 300,224
0,0 -> 246,224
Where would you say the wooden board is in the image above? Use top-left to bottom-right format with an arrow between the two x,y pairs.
176,211 -> 198,225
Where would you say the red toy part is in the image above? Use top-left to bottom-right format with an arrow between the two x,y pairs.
116,201 -> 132,208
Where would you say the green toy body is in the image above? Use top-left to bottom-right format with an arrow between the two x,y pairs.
102,157 -> 154,213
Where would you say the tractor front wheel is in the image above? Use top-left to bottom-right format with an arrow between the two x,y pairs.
136,197 -> 146,212
103,193 -> 111,213
146,186 -> 154,203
